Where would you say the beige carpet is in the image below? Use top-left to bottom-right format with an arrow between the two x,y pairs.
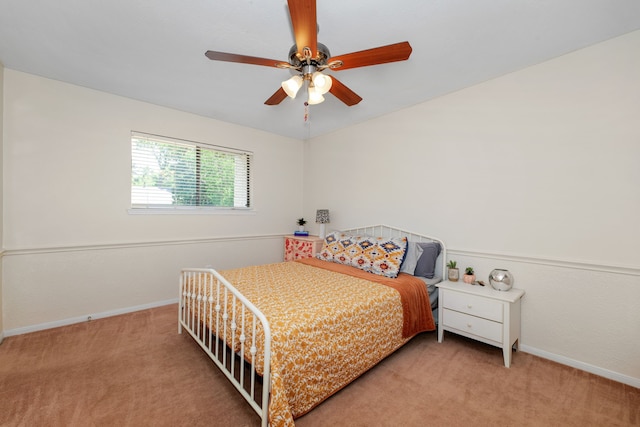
1,304 -> 638,426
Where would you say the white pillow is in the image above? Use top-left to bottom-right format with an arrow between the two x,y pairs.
400,241 -> 424,274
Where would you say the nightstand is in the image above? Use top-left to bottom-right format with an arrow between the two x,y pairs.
284,235 -> 324,261
436,280 -> 525,368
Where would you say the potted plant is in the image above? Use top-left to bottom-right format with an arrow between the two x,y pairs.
463,267 -> 476,284
447,260 -> 459,282
297,218 -> 307,232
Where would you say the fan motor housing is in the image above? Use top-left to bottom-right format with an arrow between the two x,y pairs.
288,43 -> 331,68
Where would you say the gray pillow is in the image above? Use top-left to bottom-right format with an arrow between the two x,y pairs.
413,242 -> 441,279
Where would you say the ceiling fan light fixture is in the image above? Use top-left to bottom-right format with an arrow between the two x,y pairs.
281,75 -> 303,98
311,71 -> 332,95
205,1 -> 412,107
307,86 -> 325,105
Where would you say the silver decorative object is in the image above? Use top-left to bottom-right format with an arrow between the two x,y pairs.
489,269 -> 514,291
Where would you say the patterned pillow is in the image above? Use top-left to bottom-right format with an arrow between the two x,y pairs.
317,231 -> 337,261
318,232 -> 408,278
350,235 -> 377,273
317,232 -> 357,264
369,236 -> 408,278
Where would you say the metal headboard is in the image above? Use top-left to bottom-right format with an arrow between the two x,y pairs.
341,224 -> 447,280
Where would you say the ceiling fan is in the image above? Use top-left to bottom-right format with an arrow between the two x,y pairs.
205,0 -> 412,106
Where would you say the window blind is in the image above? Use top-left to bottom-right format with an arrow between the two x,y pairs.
131,132 -> 252,209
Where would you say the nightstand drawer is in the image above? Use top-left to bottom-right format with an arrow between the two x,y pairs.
443,291 -> 503,322
442,309 -> 503,343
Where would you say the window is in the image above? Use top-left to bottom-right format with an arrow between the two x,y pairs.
131,132 -> 252,210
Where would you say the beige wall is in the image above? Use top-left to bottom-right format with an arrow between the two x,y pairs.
2,70 -> 303,332
2,29 -> 638,388
304,31 -> 640,385
0,61 -> 4,343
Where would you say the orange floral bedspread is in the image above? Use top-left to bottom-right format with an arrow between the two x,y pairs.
198,259 -> 434,426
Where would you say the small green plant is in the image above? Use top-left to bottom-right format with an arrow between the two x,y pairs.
446,260 -> 457,269
465,267 -> 474,275
297,218 -> 307,226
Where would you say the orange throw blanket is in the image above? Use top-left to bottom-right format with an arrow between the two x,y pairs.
297,258 -> 435,337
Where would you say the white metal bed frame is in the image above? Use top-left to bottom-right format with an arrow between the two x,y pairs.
178,225 -> 445,427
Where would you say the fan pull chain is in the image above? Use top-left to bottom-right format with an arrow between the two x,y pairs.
304,101 -> 312,140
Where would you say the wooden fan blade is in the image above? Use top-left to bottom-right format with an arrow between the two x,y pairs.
205,50 -> 286,68
288,0 -> 317,58
329,41 -> 412,71
328,77 -> 362,106
265,87 -> 288,105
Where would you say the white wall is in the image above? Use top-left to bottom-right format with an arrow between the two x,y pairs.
2,70 -> 303,332
304,31 -> 640,385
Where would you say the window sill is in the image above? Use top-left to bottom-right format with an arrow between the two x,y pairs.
127,207 -> 256,215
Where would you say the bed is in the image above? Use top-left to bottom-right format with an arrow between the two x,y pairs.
178,225 -> 446,427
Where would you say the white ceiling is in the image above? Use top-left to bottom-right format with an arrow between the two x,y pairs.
1,0 -> 639,140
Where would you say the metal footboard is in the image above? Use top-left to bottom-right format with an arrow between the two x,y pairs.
178,268 -> 271,427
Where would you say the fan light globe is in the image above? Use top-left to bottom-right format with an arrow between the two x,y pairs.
281,75 -> 303,98
312,72 -> 332,95
307,87 -> 325,105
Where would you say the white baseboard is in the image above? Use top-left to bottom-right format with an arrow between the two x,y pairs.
520,344 -> 640,389
3,299 -> 178,338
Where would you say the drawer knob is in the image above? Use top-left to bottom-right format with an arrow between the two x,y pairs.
467,304 -> 473,309
467,323 -> 472,328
